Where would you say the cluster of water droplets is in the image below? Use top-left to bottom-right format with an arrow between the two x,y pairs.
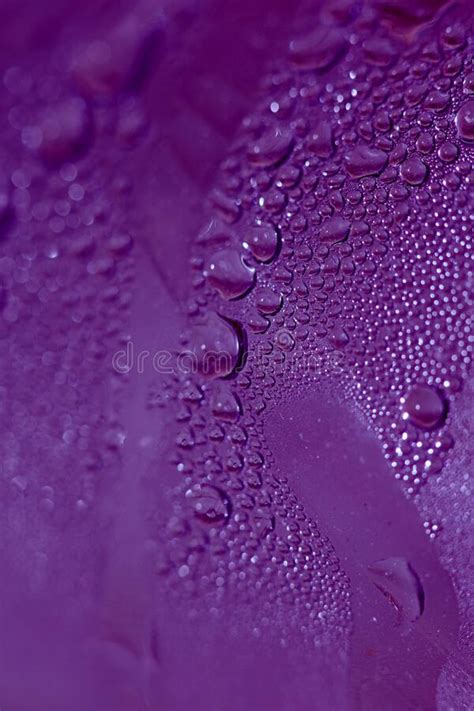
0,10 -> 160,587
158,1 -> 473,642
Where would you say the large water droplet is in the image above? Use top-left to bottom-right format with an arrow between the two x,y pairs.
345,146 -> 388,178
308,121 -> 334,158
320,216 -> 350,244
400,155 -> 428,186
205,248 -> 255,299
368,557 -> 424,623
289,28 -> 346,71
211,384 -> 241,423
248,127 -> 294,168
455,100 -> 474,142
189,313 -> 243,378
34,97 -> 92,165
245,224 -> 280,263
187,484 -> 231,526
403,384 -> 447,430
255,287 -> 282,314
73,16 -> 161,98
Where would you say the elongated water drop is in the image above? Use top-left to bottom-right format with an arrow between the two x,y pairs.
368,557 -> 424,624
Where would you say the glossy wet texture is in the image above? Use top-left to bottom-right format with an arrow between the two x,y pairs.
266,392 -> 458,710
0,0 -> 473,709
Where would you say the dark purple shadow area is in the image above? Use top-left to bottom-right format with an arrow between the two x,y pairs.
266,390 -> 459,710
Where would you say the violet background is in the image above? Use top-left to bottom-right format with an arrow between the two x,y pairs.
0,1 -> 472,710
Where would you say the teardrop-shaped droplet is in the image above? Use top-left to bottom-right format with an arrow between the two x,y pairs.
368,557 -> 424,623
189,313 -> 243,378
211,384 -> 241,423
330,325 -> 349,347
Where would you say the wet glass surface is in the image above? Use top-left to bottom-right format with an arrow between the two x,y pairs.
0,1 -> 472,709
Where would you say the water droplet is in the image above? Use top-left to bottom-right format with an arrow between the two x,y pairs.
455,100 -> 474,142
35,97 -> 92,165
187,484 -> 231,526
248,309 -> 270,333
438,142 -> 458,163
107,232 -> 134,255
424,91 -> 449,112
330,325 -> 349,347
463,72 -> 474,95
190,313 -> 243,379
73,16 -> 161,97
211,384 -> 241,423
248,127 -> 294,168
400,155 -> 428,185
274,328 -> 295,352
320,216 -> 350,244
308,121 -> 334,158
368,557 -> 424,623
363,37 -> 397,67
345,146 -> 387,178
255,288 -> 282,314
245,224 -> 280,263
403,384 -> 447,430
205,248 -> 255,299
289,28 -> 346,71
